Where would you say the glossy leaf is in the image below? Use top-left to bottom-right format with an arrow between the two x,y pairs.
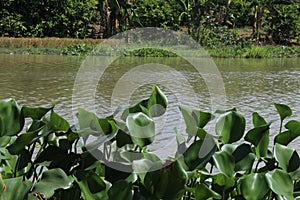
126,112 -> 155,148
50,110 -> 70,132
245,123 -> 270,146
31,168 -> 72,198
75,171 -> 110,200
179,106 -> 198,137
7,132 -> 36,155
216,111 -> 246,143
183,138 -> 216,170
147,85 -> 168,117
275,103 -> 292,122
0,136 -> 10,147
252,112 -> 267,127
213,150 -> 235,177
22,106 -> 53,120
122,86 -> 167,120
240,173 -> 269,200
192,110 -> 214,128
108,180 -> 133,200
265,169 -> 294,200
144,160 -> 187,199
195,183 -> 221,200
274,143 -> 300,172
0,177 -> 32,200
275,120 -> 300,145
212,173 -> 235,191
0,99 -> 24,136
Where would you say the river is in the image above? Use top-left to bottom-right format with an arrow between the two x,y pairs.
0,54 -> 299,156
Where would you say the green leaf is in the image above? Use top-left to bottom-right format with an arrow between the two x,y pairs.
192,110 -> 214,128
75,171 -> 110,200
265,169 -> 294,200
213,150 -> 235,177
126,112 -> 155,148
22,106 -> 53,120
147,86 -> 168,117
274,103 -> 292,122
0,136 -> 11,147
275,120 -> 300,145
144,160 -> 187,199
115,129 -> 133,148
0,99 -> 24,136
7,132 -> 36,155
183,138 -> 216,170
212,173 -> 235,191
50,110 -> 70,132
252,112 -> 267,127
179,106 -> 198,137
31,168 -> 73,198
108,180 -> 133,200
0,177 -> 32,200
274,143 -> 300,172
195,183 -> 221,200
240,173 -> 269,200
216,111 -> 246,143
245,123 -> 270,146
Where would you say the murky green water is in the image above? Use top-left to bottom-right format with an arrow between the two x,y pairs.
0,54 -> 299,153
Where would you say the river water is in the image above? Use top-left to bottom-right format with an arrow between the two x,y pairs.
0,54 -> 299,156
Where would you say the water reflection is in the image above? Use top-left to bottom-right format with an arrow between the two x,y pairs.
0,54 -> 299,151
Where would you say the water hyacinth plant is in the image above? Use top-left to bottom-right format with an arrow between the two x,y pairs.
0,86 -> 299,200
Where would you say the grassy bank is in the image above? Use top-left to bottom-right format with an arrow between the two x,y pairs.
0,37 -> 299,58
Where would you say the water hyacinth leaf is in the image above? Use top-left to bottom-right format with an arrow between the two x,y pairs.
22,106 -> 53,120
147,86 -> 168,117
232,143 -> 252,163
0,136 -> 10,147
0,99 -> 24,137
245,123 -> 270,146
274,103 -> 292,122
75,171 -> 110,200
195,183 -> 221,200
216,111 -> 246,143
192,110 -> 214,128
265,169 -> 294,200
252,112 -> 267,127
144,160 -> 187,199
7,132 -> 36,155
275,120 -> 300,145
108,180 -> 133,200
179,106 -> 198,137
274,143 -> 300,172
240,173 -> 269,200
183,138 -> 216,170
212,173 -> 235,191
121,86 -> 167,120
50,110 -> 70,132
115,129 -> 133,148
126,112 -> 155,148
31,168 -> 72,198
213,151 -> 235,177
18,149 -> 31,171
77,108 -> 102,136
0,177 -> 32,200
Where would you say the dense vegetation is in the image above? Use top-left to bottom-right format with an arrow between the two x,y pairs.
1,0 -> 299,47
0,86 -> 300,199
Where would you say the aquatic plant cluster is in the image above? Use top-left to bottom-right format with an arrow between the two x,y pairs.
0,86 -> 299,199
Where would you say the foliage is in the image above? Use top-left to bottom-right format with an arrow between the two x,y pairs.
0,0 -> 99,38
0,86 -> 300,199
126,48 -> 177,57
265,3 -> 300,44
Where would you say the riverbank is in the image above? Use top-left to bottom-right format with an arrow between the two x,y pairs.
0,37 -> 299,58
